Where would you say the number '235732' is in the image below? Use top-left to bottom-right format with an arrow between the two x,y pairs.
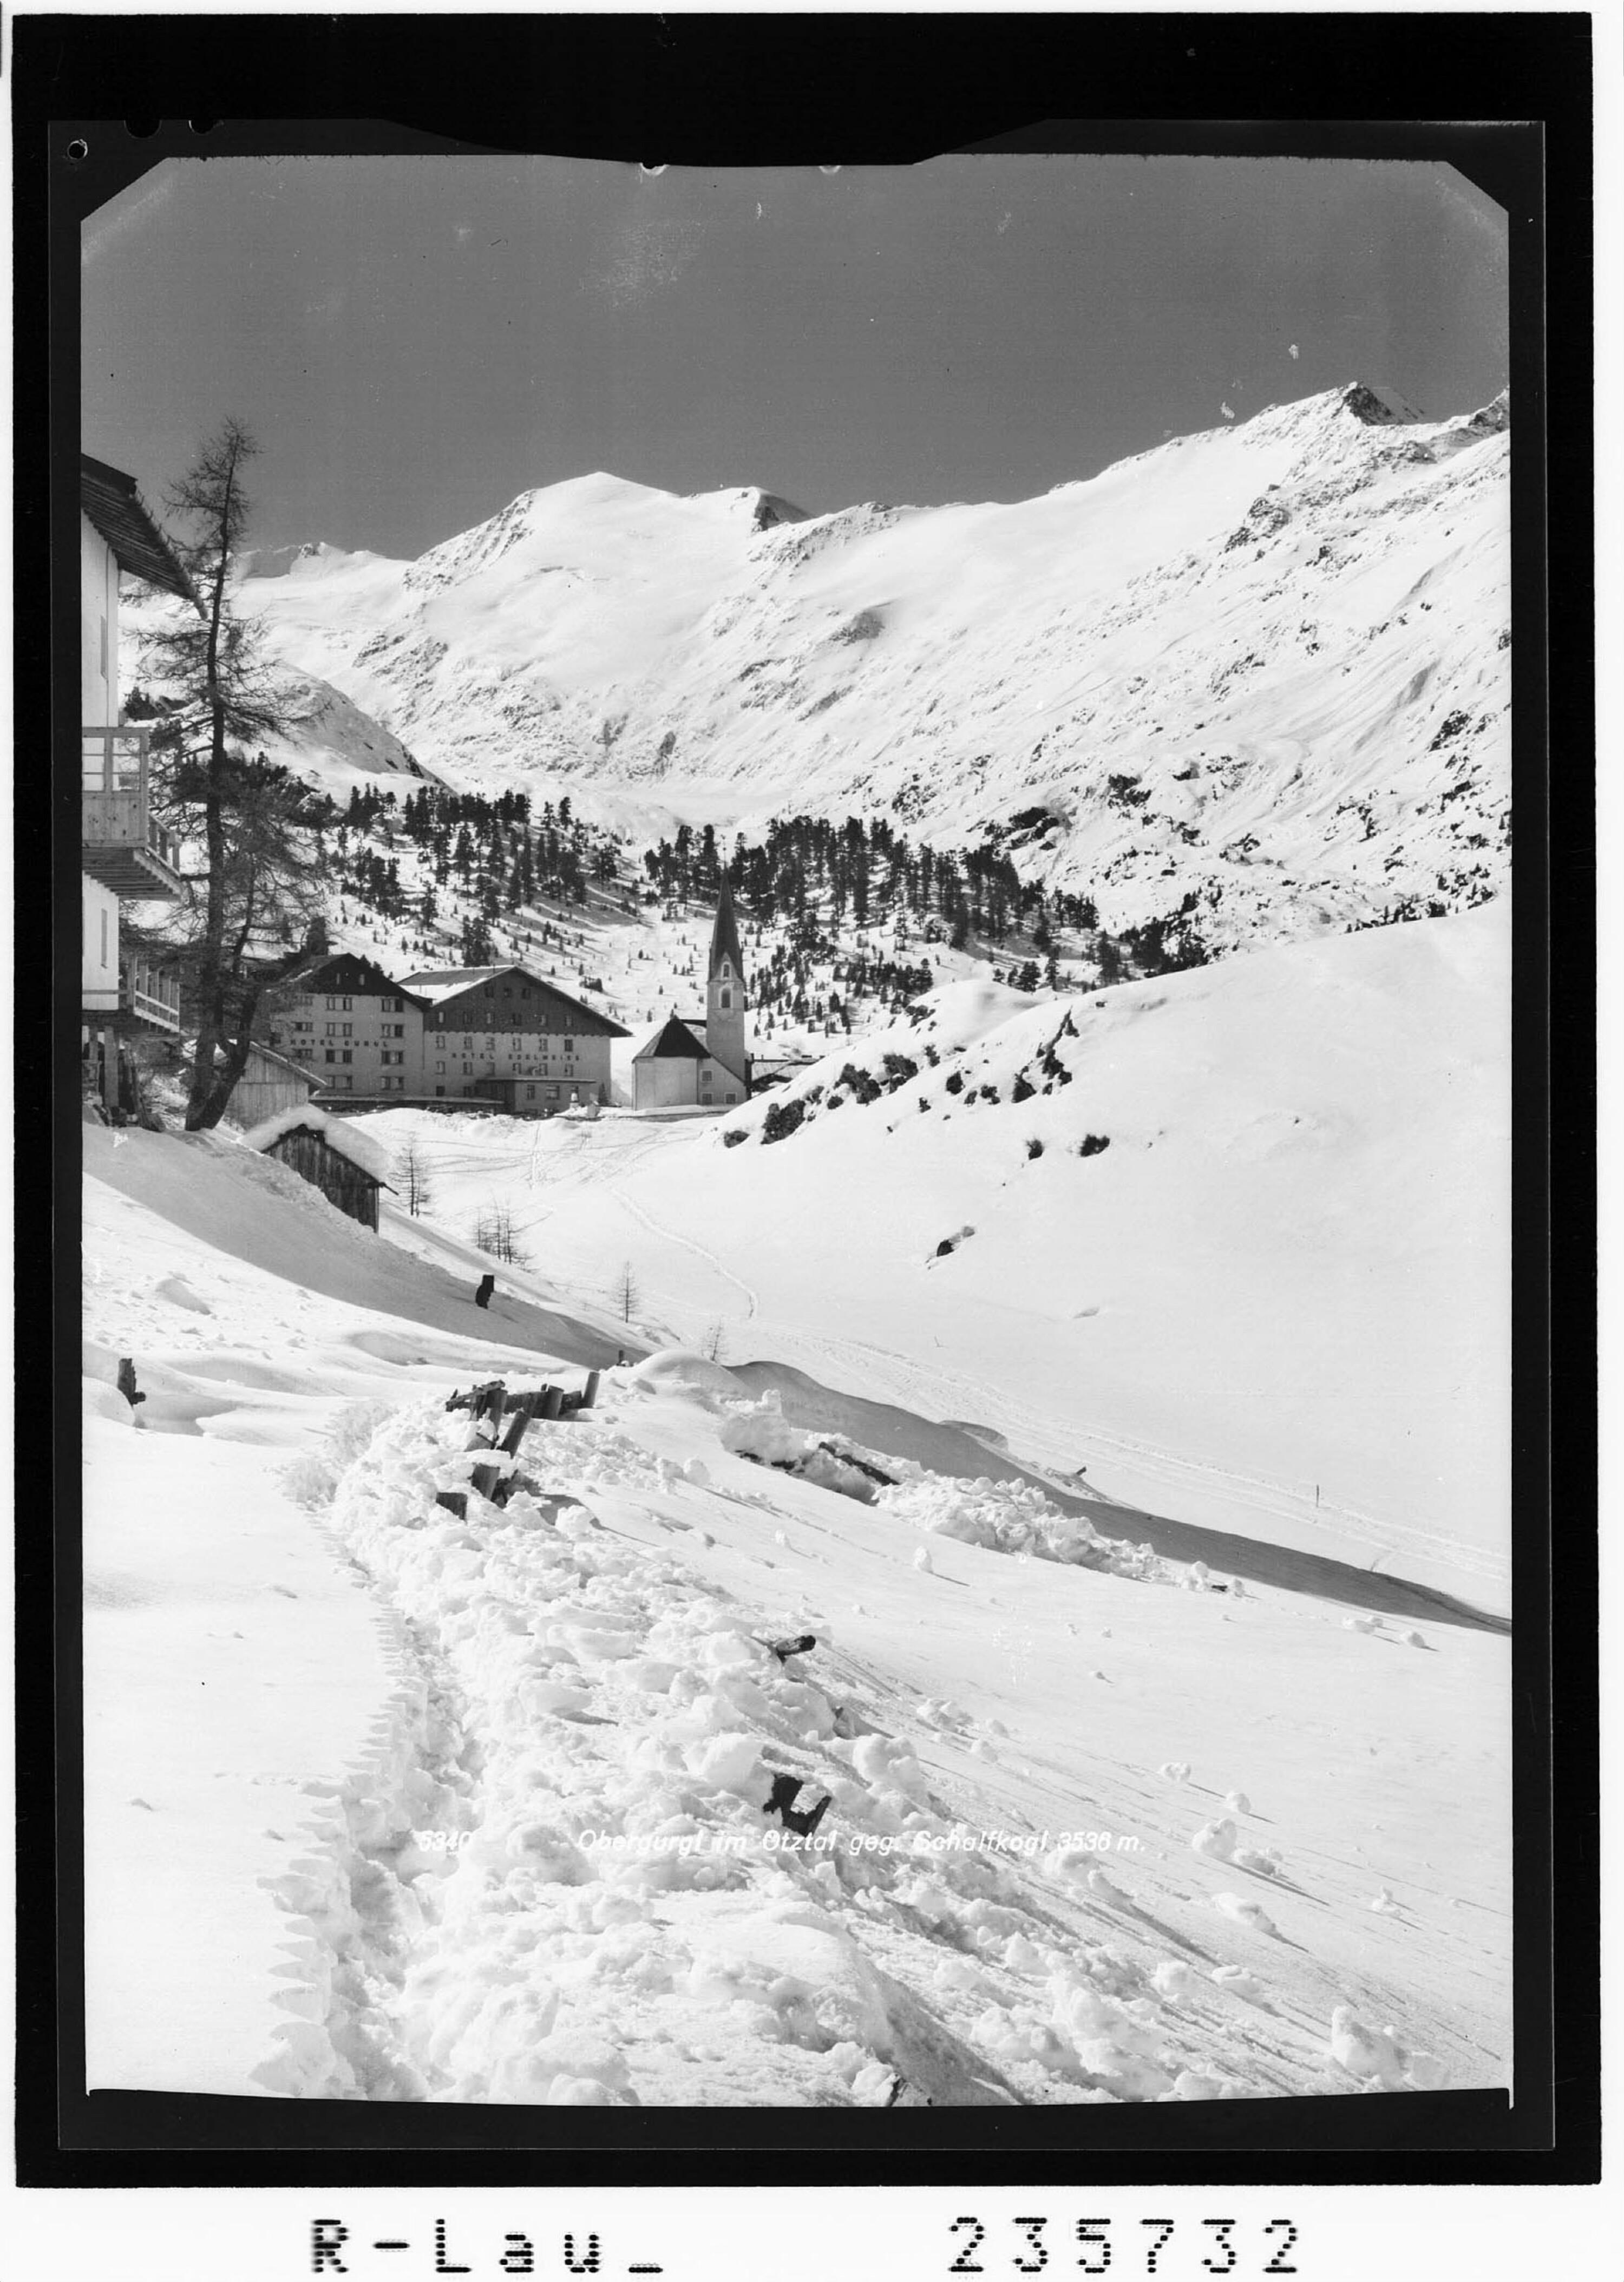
948,2215 -> 1300,2275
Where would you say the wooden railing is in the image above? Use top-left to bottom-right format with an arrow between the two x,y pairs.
121,954 -> 181,1031
81,725 -> 178,870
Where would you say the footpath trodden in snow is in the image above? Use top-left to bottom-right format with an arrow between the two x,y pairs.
81,1104 -> 1509,2106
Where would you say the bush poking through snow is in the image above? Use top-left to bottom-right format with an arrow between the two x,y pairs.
761,1098 -> 807,1145
1078,1133 -> 1111,1158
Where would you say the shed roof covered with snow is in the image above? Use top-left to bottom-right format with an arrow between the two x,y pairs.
240,1104 -> 393,1182
240,1105 -> 395,1232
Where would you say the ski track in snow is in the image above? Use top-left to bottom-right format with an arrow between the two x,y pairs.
614,1188 -> 761,1322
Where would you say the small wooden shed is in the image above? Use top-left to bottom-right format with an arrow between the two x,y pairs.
221,1042 -> 318,1129
241,1106 -> 394,1232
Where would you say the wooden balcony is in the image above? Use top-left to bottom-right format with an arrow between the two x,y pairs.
121,954 -> 182,1033
81,726 -> 182,899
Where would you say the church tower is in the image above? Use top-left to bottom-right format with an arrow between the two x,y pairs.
705,875 -> 749,1093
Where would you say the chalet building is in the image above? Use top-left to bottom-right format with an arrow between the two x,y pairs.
264,950 -> 428,1098
399,962 -> 628,1111
79,454 -> 191,1116
632,879 -> 751,1113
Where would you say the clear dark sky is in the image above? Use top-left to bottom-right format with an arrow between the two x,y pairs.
82,154 -> 1508,561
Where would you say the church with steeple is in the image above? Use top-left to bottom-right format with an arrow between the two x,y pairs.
631,877 -> 752,1113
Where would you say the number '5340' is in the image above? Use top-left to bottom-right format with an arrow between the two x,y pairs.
948,2215 -> 1301,2276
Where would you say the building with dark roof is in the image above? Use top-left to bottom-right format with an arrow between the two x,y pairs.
264,951 -> 430,1100
400,961 -> 628,1112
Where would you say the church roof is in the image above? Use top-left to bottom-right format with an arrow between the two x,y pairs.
708,877 -> 744,981
633,1013 -> 710,1063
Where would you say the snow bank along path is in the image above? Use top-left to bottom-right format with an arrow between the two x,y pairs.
273,1354 -> 1508,2106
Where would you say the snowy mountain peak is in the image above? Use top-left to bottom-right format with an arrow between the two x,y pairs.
242,539 -> 378,581
1339,381 -> 1427,427
214,376 -> 1509,953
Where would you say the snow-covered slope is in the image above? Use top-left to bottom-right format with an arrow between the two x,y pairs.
347,903 -> 1510,1608
82,1120 -> 1509,2105
236,384 -> 1509,948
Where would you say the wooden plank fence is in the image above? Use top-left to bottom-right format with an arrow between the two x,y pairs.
436,1373 -> 600,1514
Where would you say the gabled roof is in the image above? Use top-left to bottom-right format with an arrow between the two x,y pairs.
80,455 -> 194,602
633,1013 -> 710,1063
708,876 -> 744,981
398,961 -> 630,1038
274,950 -> 432,1008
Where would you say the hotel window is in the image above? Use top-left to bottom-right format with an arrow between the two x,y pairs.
435,1061 -> 445,1074
325,1022 -> 337,1037
325,1049 -> 337,1064
720,989 -> 731,1009
341,1023 -> 352,1037
341,1050 -> 353,1065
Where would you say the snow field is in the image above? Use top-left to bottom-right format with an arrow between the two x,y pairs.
271,1350 -> 1509,2107
349,902 -> 1510,1608
82,994 -> 1509,2105
81,1414 -> 417,2097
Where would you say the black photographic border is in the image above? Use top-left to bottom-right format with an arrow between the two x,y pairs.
15,8 -> 1596,2191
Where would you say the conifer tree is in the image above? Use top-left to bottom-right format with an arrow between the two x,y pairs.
137,419 -> 320,1130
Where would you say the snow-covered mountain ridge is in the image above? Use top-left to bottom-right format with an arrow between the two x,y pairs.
241,383 -> 1510,952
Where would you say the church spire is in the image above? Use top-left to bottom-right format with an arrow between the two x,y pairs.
705,874 -> 748,1092
709,874 -> 744,983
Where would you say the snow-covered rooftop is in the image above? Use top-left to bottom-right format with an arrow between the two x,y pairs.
239,1103 -> 394,1183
